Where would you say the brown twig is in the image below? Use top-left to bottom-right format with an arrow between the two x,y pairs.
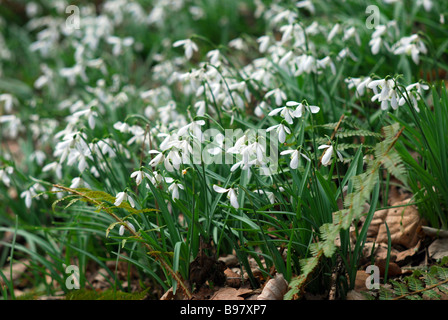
392,277 -> 448,300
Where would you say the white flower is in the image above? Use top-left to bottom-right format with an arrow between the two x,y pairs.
368,78 -> 398,110
177,120 -> 206,141
0,166 -> 14,187
168,181 -> 184,201
393,34 -> 427,64
207,133 -> 225,155
267,123 -> 291,143
70,177 -> 88,189
73,106 -> 98,129
286,101 -> 320,118
296,0 -> 315,14
213,185 -> 239,209
207,49 -> 220,65
20,183 -> 46,208
0,94 -> 14,113
119,221 -> 136,236
280,149 -> 310,169
268,106 -> 296,124
319,144 -> 343,166
114,191 -> 135,208
173,39 -> 198,60
257,35 -> 270,53
131,170 -> 150,186
327,23 -> 340,42
398,82 -> 430,111
107,36 -> 134,56
265,88 -> 287,107
148,171 -> 163,186
113,121 -> 130,133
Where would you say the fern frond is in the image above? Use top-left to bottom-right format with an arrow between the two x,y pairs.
336,129 -> 383,139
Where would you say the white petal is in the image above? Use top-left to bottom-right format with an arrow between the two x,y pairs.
280,149 -> 294,155
308,105 -> 320,113
228,189 -> 239,209
286,101 -> 300,107
301,153 -> 311,162
336,150 -> 344,162
290,153 -> 299,169
321,146 -> 333,166
268,107 -> 283,116
278,126 -> 286,143
213,185 -> 229,193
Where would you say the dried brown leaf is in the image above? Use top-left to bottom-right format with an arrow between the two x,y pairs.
257,274 -> 288,300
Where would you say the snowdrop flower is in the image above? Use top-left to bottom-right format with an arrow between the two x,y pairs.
167,180 -> 184,201
119,221 -> 136,236
30,150 -> 46,166
207,133 -> 225,155
296,0 -> 315,14
393,34 -> 427,64
286,101 -> 320,118
20,183 -> 46,208
280,149 -> 310,169
227,134 -> 248,154
369,25 -> 389,55
0,94 -> 14,113
368,78 -> 397,110
398,82 -> 430,111
265,88 -> 287,106
207,49 -> 220,65
42,161 -> 63,180
0,115 -> 23,138
327,23 -> 341,42
268,105 -> 296,124
70,177 -> 83,189
114,191 -> 135,208
267,123 -> 291,143
213,185 -> 239,209
0,166 -> 13,187
342,26 -> 361,45
130,169 -> 151,186
177,119 -> 206,141
257,35 -> 270,53
345,76 -> 372,96
228,37 -> 246,51
417,0 -> 433,12
149,149 -> 176,172
173,39 -> 198,60
147,171 -> 163,186
106,36 -> 134,56
72,106 -> 98,129
254,101 -> 268,117
319,144 -> 343,166
194,100 -> 207,116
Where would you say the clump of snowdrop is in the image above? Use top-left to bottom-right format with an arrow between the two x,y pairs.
348,76 -> 430,112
